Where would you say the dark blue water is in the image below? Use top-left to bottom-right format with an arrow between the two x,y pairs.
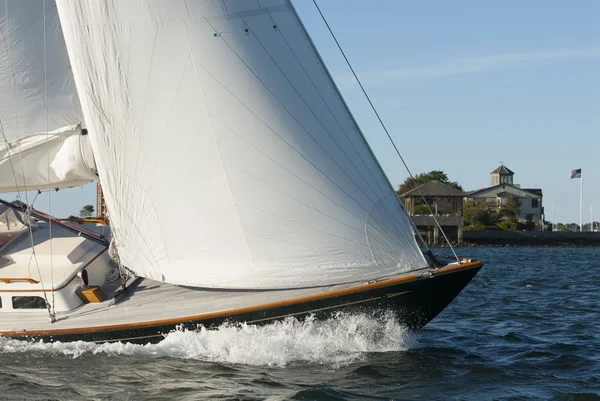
0,247 -> 598,400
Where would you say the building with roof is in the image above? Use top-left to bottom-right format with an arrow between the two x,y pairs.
490,165 -> 514,186
399,180 -> 467,244
468,165 -> 544,225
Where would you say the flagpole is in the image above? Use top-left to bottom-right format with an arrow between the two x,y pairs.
580,166 -> 583,232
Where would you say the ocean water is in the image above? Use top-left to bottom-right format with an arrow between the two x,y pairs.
0,247 -> 598,400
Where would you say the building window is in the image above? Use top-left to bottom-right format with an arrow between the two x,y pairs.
508,176 -> 513,184
531,199 -> 539,208
494,176 -> 498,185
12,296 -> 47,309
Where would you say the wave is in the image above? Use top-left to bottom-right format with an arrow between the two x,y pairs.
0,312 -> 411,367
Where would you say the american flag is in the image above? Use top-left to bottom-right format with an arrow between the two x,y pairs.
570,168 -> 582,179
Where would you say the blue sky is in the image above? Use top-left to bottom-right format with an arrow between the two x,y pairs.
5,0 -> 599,224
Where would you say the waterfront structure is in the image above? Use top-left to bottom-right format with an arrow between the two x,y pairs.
399,180 -> 466,244
468,165 -> 544,225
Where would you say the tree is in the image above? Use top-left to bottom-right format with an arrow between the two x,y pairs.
79,205 -> 95,218
463,199 -> 499,228
397,170 -> 462,196
499,195 -> 520,220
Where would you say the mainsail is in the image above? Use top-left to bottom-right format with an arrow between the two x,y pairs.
0,1 -> 96,193
57,0 -> 428,289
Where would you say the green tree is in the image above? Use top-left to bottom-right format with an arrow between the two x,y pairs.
79,205 -> 95,218
499,195 -> 521,220
397,170 -> 463,196
498,220 -> 517,230
463,199 -> 499,228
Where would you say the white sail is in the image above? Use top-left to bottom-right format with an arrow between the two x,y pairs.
0,124 -> 96,193
0,1 -> 96,193
57,0 -> 427,289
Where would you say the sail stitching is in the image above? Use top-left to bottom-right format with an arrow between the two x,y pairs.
201,16 -> 395,226
239,14 -> 384,208
264,9 -> 394,200
0,1 -> 53,306
211,104 -> 413,269
311,0 -> 458,262
211,116 -> 368,239
192,63 -> 368,224
131,24 -> 158,204
1,0 -> 30,201
255,9 -> 413,241
147,53 -> 192,178
182,4 -> 258,281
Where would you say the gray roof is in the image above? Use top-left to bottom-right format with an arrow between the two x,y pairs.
491,165 -> 514,175
468,184 -> 542,198
523,188 -> 543,196
399,180 -> 466,198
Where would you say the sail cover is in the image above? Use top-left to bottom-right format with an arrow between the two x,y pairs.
57,0 -> 428,289
0,1 -> 96,193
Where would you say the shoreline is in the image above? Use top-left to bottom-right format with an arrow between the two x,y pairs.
436,230 -> 600,248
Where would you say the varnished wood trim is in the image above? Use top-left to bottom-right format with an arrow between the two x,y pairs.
0,248 -> 108,293
0,260 -> 483,338
0,278 -> 39,284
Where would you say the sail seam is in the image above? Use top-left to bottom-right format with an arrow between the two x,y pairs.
147,53 -> 192,178
256,9 -> 411,240
1,0 -> 29,200
239,15 -> 384,209
131,24 -> 158,199
289,0 -> 428,265
210,115 -> 368,239
182,7 -> 258,283
192,64 -> 367,224
266,9 -> 394,200
310,1 -> 452,263
201,16 -> 385,223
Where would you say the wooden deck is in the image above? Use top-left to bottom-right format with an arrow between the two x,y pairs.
0,275 -> 362,333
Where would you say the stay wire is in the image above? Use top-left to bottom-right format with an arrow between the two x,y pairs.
43,0 -> 56,322
311,0 -> 460,264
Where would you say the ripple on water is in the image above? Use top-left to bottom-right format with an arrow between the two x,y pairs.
0,247 -> 598,400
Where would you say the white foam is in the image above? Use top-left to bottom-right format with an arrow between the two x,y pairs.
0,313 -> 411,367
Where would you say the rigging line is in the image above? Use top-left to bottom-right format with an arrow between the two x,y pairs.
1,3 -> 53,314
286,0 -> 431,257
239,14 -> 384,209
203,17 -> 397,230
263,9 -> 396,204
43,0 -> 56,322
240,17 -> 410,239
260,11 -> 412,237
311,0 -> 459,263
22,194 -> 54,320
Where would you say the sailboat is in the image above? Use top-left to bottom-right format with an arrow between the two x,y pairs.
0,0 -> 482,344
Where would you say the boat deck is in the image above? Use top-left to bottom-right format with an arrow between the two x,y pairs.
0,274 -> 372,333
